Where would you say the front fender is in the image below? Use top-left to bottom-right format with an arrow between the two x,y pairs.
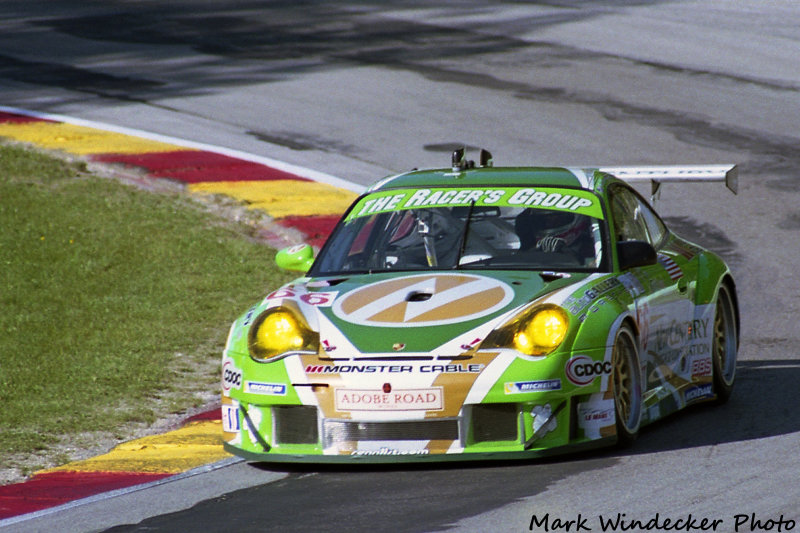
569,284 -> 636,353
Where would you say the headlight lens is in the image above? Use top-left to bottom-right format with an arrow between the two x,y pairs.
513,307 -> 568,355
482,304 -> 569,356
248,307 -> 319,361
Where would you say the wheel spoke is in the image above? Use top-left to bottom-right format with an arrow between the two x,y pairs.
711,286 -> 737,399
715,312 -> 726,368
612,326 -> 642,443
614,339 -> 632,423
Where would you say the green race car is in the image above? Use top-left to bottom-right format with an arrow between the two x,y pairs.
221,149 -> 739,462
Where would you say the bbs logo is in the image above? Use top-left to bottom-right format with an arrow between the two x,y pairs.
566,355 -> 612,386
222,359 -> 242,392
690,356 -> 712,377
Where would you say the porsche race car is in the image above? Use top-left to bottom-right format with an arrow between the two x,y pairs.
220,149 -> 739,462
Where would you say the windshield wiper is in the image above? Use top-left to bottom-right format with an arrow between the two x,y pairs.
454,200 -> 476,269
417,214 -> 438,267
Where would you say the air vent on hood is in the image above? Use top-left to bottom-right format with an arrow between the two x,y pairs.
405,290 -> 433,302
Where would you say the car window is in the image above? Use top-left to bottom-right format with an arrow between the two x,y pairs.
637,198 -> 668,245
311,187 -> 607,274
609,185 -> 668,247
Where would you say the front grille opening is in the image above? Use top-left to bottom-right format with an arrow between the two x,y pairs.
470,404 -> 519,443
323,419 -> 458,447
274,406 -> 319,444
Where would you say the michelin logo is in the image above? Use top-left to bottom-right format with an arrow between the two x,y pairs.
684,383 -> 713,404
245,381 -> 287,396
505,380 -> 562,394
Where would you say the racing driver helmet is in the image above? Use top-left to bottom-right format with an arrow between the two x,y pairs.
515,207 -> 587,252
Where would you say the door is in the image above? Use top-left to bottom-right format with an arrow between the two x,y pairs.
608,184 -> 696,419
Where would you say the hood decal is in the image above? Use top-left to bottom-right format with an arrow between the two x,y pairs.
331,273 -> 514,328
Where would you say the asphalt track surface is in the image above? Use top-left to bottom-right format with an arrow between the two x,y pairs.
2,1 -> 800,532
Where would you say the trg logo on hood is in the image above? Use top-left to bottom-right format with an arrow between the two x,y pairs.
331,274 -> 514,327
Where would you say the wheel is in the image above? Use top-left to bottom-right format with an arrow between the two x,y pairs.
712,284 -> 738,403
613,324 -> 643,446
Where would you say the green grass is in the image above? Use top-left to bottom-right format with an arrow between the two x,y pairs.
0,144 -> 293,464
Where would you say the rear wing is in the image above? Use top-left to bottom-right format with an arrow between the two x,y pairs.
599,165 -> 738,201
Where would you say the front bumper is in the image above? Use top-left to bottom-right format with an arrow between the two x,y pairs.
221,390 -> 618,463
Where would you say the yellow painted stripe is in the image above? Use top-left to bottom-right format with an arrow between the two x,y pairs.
38,421 -> 231,474
189,179 -> 358,218
0,122 -> 185,155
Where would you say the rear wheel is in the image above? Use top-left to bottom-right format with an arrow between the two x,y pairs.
712,284 -> 738,403
613,324 -> 642,446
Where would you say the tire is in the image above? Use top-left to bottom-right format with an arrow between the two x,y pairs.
613,324 -> 643,446
711,284 -> 738,403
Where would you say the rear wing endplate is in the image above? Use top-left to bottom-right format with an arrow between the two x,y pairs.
599,165 -> 738,201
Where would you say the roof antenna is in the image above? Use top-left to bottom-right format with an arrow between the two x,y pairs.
479,149 -> 493,168
451,147 -> 467,171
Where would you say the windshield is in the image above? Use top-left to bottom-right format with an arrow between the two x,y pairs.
311,186 -> 606,275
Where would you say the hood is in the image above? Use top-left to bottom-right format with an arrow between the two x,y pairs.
289,270 -> 585,354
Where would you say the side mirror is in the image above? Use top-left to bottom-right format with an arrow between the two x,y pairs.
276,244 -> 315,273
617,240 -> 657,270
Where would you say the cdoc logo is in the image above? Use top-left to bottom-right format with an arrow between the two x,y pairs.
331,274 -> 514,327
221,358 -> 242,395
566,355 -> 612,386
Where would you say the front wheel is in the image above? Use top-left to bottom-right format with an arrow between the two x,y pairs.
712,284 -> 738,403
613,324 -> 643,446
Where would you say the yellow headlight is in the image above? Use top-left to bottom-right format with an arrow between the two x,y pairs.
512,307 -> 568,356
248,308 -> 318,361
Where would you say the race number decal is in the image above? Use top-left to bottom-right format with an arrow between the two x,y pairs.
222,403 -> 240,433
300,291 -> 337,307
